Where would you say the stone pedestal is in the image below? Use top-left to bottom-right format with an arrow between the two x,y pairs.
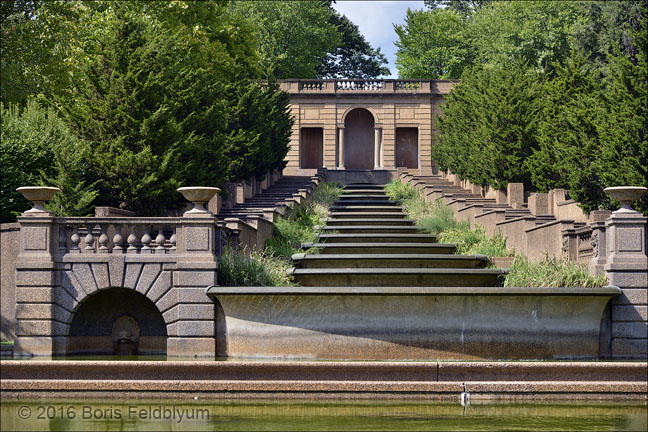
13,215 -> 63,357
605,209 -> 648,359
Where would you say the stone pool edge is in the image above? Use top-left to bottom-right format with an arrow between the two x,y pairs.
1,360 -> 646,401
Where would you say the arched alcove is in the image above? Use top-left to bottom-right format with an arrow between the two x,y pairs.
67,288 -> 167,356
344,108 -> 375,169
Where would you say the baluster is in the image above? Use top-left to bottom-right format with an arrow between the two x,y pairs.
127,225 -> 138,254
169,231 -> 177,253
58,225 -> 68,253
82,224 -> 95,252
113,224 -> 125,253
140,226 -> 152,254
70,225 -> 81,253
98,224 -> 109,253
155,226 -> 166,253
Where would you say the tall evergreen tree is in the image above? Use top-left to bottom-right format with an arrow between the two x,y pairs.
527,53 -> 606,212
434,62 -> 542,189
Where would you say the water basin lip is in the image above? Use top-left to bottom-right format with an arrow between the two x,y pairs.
205,286 -> 622,296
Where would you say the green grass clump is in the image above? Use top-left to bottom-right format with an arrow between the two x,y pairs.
217,246 -> 295,286
503,255 -> 608,288
416,200 -> 469,234
384,180 -> 418,201
266,182 -> 342,258
386,180 -> 511,257
437,225 -> 511,257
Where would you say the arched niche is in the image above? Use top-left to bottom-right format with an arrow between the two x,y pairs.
67,287 -> 167,356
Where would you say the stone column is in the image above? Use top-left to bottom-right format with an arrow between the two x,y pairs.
604,187 -> 648,359
374,126 -> 382,169
170,188 -> 221,358
337,125 -> 345,169
12,187 -> 63,356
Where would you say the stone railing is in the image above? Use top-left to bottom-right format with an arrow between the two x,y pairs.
282,79 -> 456,95
54,218 -> 182,255
395,80 -> 420,91
335,80 -> 383,91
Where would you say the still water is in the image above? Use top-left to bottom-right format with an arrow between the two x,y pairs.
1,399 -> 646,431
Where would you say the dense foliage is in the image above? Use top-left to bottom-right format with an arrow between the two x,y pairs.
230,1 -> 389,79
1,1 -> 386,220
0,100 -> 97,221
396,0 -> 647,213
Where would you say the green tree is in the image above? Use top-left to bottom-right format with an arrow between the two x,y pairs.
394,8 -> 469,79
594,21 -> 648,213
316,9 -> 389,78
424,0 -> 490,19
434,62 -> 542,189
526,53 -> 606,212
469,1 -> 580,75
229,1 -> 340,78
54,1 -> 292,215
0,1 -> 79,105
570,1 -> 646,76
0,99 -> 97,222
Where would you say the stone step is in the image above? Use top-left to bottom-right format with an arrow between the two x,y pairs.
330,205 -> 404,213
338,194 -> 391,201
302,243 -> 456,254
291,253 -> 490,269
341,189 -> 388,195
327,212 -> 409,219
323,218 -> 416,226
321,225 -> 421,234
317,233 -> 437,243
289,268 -> 505,287
332,200 -> 400,207
344,184 -> 386,189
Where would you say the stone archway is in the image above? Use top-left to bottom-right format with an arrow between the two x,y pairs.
67,287 -> 168,356
344,108 -> 375,169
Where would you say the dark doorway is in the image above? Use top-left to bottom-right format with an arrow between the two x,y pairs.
300,128 -> 323,169
344,108 -> 375,169
67,288 -> 167,356
395,128 -> 418,169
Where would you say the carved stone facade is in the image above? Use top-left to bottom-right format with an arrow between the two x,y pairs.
280,79 -> 456,176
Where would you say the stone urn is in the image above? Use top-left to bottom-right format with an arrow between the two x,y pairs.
177,186 -> 221,216
604,186 -> 647,213
16,186 -> 61,216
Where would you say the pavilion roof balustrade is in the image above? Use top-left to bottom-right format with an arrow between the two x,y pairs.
280,79 -> 457,95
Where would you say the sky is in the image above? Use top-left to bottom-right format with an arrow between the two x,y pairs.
332,1 -> 426,78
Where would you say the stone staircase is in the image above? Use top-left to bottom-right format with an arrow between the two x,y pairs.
219,176 -> 314,221
290,184 -> 505,287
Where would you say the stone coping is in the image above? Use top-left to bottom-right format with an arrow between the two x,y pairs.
3,360 -> 645,380
526,219 -> 575,233
2,361 -> 645,399
206,286 -> 622,296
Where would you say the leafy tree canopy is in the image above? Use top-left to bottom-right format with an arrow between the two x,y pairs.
424,0 -> 490,18
394,8 -> 470,79
230,0 -> 389,79
316,8 -> 390,78
229,1 -> 340,79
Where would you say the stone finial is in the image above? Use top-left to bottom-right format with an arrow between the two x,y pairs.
16,186 -> 60,216
604,187 -> 647,214
177,187 -> 221,217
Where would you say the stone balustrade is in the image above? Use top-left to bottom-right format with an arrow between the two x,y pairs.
282,79 -> 451,95
54,218 -> 182,255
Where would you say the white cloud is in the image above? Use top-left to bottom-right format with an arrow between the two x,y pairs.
333,1 -> 426,78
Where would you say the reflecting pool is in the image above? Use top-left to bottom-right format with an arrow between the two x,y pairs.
1,399 -> 646,431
